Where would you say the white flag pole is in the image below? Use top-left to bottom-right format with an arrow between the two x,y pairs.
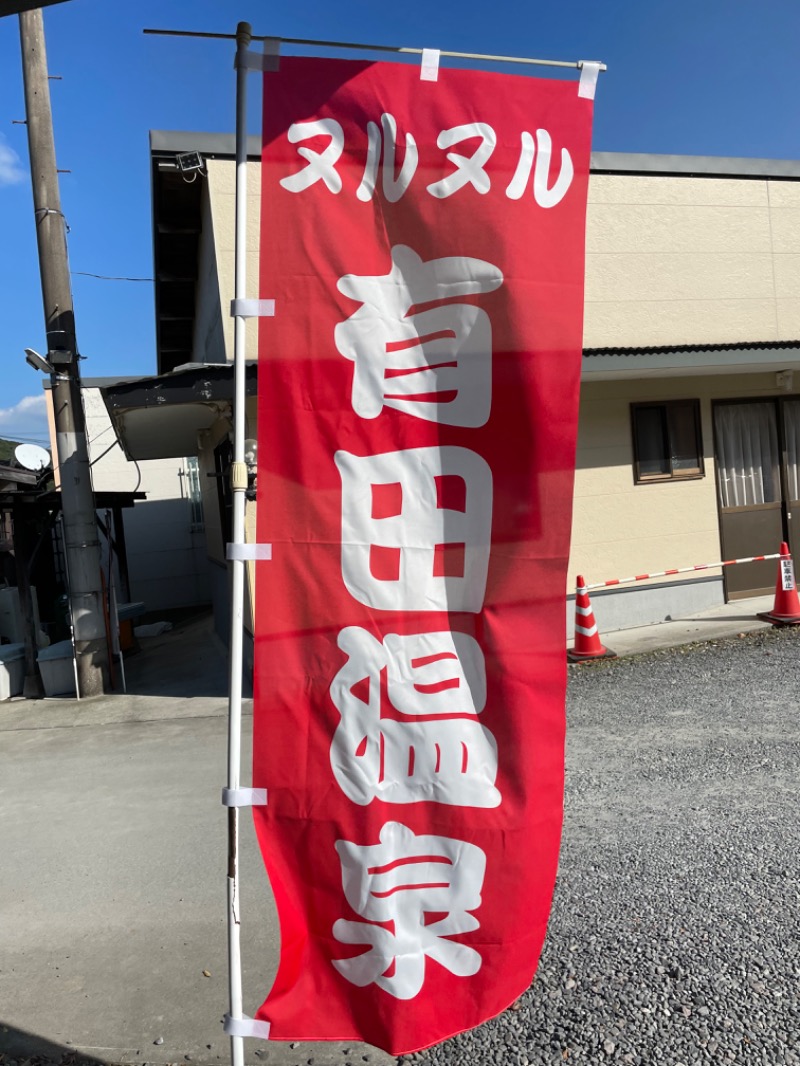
226,20 -> 253,1066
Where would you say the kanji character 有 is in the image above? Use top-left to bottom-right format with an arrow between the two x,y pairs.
333,821 -> 486,999
335,245 -> 503,427
329,626 -> 500,807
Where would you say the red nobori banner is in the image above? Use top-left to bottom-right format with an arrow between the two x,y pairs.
253,57 -> 595,1054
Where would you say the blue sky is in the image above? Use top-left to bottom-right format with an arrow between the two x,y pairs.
1,0 -> 799,446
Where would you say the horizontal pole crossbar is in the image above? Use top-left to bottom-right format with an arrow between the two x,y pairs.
142,29 -> 605,71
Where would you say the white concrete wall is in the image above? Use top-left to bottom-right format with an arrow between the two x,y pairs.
81,388 -> 210,613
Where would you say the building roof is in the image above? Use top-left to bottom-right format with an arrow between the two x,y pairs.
150,130 -> 800,180
582,341 -> 800,382
585,339 -> 800,357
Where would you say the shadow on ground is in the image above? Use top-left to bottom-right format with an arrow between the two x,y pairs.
121,609 -> 251,700
0,1023 -> 104,1065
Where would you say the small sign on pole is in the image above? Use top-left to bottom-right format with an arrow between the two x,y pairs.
781,556 -> 795,591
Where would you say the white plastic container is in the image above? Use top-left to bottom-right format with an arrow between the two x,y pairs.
0,642 -> 25,700
0,586 -> 41,644
37,639 -> 77,698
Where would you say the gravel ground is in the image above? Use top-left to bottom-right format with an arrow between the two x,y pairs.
400,625 -> 800,1066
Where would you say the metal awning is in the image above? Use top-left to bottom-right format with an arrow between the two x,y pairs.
581,340 -> 800,382
0,464 -> 40,492
0,489 -> 145,516
100,361 -> 257,461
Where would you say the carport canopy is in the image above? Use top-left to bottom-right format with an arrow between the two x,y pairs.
100,361 -> 257,461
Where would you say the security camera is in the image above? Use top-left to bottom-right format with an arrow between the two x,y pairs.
176,151 -> 204,175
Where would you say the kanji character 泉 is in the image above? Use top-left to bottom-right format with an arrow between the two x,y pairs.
335,445 -> 492,612
333,821 -> 486,999
329,626 -> 500,807
335,245 -> 503,427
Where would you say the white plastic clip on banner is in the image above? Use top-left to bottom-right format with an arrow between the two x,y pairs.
223,1014 -> 272,1040
420,48 -> 441,82
226,543 -> 273,562
237,38 -> 281,73
262,37 -> 280,72
578,61 -> 601,100
230,298 -> 275,319
221,787 -> 268,808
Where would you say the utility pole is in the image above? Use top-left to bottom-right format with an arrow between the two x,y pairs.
19,7 -> 109,696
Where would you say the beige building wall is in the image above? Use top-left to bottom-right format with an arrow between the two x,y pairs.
194,187 -> 226,365
584,174 -> 800,348
196,165 -> 262,641
204,159 -> 262,364
202,162 -> 800,357
568,168 -> 800,630
569,370 -> 794,593
194,156 -> 800,636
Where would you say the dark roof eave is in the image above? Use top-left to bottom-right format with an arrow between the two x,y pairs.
584,340 -> 800,358
100,361 -> 258,412
149,131 -> 800,181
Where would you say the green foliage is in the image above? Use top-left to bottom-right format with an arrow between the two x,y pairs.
0,438 -> 23,463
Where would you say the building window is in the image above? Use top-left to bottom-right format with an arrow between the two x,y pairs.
631,401 -> 704,483
184,457 -> 205,530
214,437 -> 234,545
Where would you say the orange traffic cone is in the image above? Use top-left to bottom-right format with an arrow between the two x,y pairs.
568,577 -> 616,662
756,542 -> 800,625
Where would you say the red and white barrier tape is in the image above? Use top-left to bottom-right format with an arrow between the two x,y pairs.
582,553 -> 783,593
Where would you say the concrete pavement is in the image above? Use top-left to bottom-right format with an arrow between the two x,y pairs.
0,614 -> 393,1066
0,593 -> 785,1066
577,592 -> 776,659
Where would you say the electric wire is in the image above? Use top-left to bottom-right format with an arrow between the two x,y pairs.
71,272 -> 154,282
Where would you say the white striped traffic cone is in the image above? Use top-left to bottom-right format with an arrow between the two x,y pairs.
568,576 -> 616,662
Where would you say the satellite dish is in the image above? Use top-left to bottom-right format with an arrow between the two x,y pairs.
14,443 -> 51,472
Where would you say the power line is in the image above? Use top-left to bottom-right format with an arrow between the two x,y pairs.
72,271 -> 154,282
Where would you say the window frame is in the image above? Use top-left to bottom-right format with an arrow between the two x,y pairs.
184,456 -> 205,532
630,399 -> 705,485
214,437 -> 234,544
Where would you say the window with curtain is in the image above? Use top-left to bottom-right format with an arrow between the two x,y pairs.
714,402 -> 780,508
631,400 -> 703,484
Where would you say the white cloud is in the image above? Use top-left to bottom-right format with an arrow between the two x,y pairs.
0,393 -> 49,444
0,136 -> 26,187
